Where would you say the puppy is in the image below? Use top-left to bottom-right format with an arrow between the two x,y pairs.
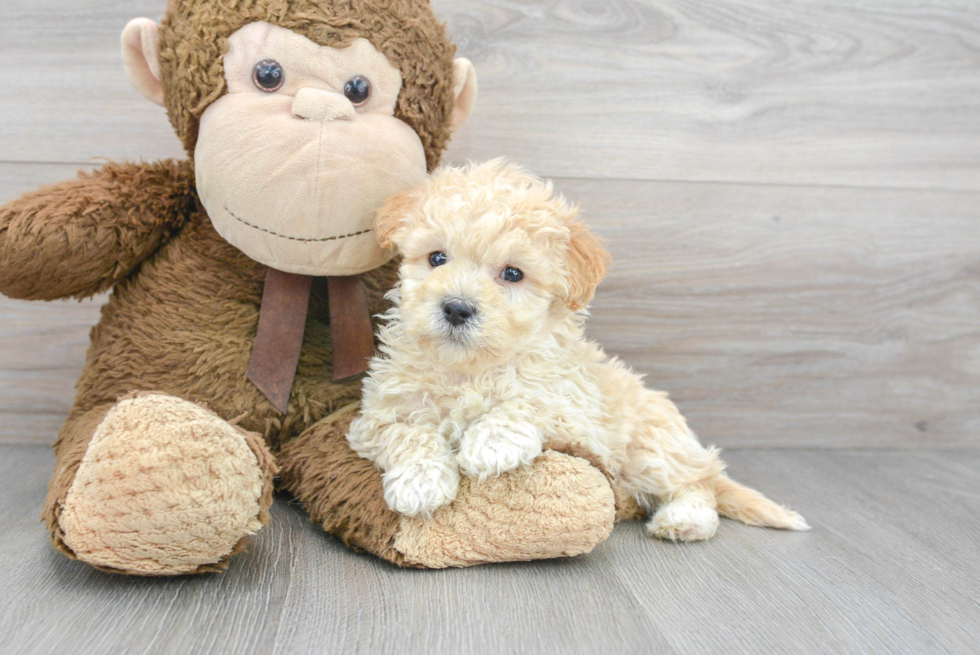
348,160 -> 808,541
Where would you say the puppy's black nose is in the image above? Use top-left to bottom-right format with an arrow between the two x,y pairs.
442,299 -> 476,327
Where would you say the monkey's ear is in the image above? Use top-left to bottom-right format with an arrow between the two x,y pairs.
121,18 -> 164,106
564,219 -> 610,311
374,188 -> 421,251
451,58 -> 478,133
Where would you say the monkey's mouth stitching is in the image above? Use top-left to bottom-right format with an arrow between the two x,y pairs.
224,206 -> 372,243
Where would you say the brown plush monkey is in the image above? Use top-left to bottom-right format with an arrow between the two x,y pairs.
0,0 -> 621,575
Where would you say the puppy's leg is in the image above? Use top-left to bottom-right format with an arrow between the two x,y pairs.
382,441 -> 460,518
597,357 -> 724,541
647,483 -> 719,541
348,417 -> 458,518
619,422 -> 724,543
457,403 -> 543,481
603,360 -> 806,538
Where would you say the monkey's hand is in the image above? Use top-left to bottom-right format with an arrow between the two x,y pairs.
0,160 -> 195,300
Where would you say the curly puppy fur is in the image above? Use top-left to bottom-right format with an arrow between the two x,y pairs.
348,160 -> 809,540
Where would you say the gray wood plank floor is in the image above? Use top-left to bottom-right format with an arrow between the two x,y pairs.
1,444 -> 977,655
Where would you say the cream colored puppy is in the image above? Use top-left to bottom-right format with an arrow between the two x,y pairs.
348,160 -> 808,541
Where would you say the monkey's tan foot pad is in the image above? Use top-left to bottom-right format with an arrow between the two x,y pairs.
392,451 -> 615,568
56,393 -> 276,575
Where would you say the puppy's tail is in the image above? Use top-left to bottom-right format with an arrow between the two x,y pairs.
712,474 -> 810,531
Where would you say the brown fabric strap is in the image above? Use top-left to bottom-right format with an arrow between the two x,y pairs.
247,269 -> 313,414
328,275 -> 375,381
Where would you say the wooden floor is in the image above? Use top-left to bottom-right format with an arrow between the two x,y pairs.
1,444 -> 977,654
1,0 -> 979,653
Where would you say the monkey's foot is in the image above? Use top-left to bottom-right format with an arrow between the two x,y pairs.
56,393 -> 276,575
392,451 -> 615,568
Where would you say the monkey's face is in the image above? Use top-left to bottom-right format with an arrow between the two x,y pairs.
194,22 -> 429,276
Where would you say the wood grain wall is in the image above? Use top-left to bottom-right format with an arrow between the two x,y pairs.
1,0 -> 977,447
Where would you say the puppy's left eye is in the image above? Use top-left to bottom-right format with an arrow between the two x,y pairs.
428,251 -> 448,267
501,266 -> 524,283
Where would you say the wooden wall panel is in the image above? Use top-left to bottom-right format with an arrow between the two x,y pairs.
2,1 -> 978,189
1,1 -> 977,446
563,178 -> 980,447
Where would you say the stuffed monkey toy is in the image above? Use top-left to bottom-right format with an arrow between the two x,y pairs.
0,0 -> 623,575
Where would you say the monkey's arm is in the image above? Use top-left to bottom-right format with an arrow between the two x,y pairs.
0,160 -> 195,300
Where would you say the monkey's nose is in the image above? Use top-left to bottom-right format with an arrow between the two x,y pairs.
442,299 -> 477,327
291,88 -> 355,122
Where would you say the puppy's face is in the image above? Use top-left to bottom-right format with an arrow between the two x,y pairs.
374,161 -> 609,368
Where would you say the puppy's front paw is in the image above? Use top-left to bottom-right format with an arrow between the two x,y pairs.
647,502 -> 719,542
457,416 -> 543,481
383,459 -> 460,518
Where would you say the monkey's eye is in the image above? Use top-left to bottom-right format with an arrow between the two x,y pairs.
252,59 -> 285,92
501,266 -> 524,283
428,251 -> 448,268
343,75 -> 372,106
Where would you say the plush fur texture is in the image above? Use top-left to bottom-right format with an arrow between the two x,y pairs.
391,451 -> 615,568
279,406 -> 616,568
0,160 -> 195,301
160,0 -> 457,170
1,2 -> 618,573
59,393 -> 275,575
350,161 -> 810,539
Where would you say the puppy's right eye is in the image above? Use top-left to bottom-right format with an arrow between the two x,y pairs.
428,251 -> 448,267
501,266 -> 524,283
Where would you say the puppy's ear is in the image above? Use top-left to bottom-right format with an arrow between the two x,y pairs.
564,220 -> 610,311
374,188 -> 420,250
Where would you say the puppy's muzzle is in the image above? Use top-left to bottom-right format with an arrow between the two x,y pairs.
442,298 -> 478,327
